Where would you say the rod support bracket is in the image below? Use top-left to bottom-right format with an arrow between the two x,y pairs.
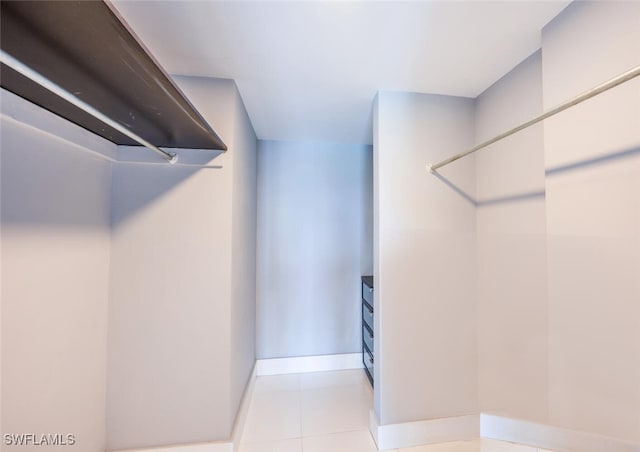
168,153 -> 178,164
426,163 -> 434,173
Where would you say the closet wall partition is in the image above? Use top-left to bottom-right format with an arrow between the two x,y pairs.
373,1 -> 640,448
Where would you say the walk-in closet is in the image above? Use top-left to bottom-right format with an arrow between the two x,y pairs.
1,1 -> 638,452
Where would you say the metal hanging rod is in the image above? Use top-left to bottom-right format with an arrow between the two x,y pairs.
0,49 -> 178,164
427,64 -> 640,172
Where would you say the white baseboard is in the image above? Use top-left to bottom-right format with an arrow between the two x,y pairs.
110,364 -> 258,452
256,353 -> 363,376
231,363 -> 257,449
480,414 -> 640,452
369,410 -> 480,450
369,410 -> 381,449
369,412 -> 640,451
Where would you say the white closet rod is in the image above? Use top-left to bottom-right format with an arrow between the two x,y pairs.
427,64 -> 640,172
0,49 -> 178,164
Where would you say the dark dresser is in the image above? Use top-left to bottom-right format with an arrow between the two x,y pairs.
361,275 -> 374,386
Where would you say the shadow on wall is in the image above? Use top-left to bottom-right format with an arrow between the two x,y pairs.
430,171 -> 478,206
431,145 -> 640,207
1,120 -> 113,228
431,170 -> 545,207
0,116 -> 225,228
545,145 -> 640,176
110,150 -> 225,228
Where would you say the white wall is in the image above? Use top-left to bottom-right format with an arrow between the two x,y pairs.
107,77 -> 257,449
474,1 -> 640,446
2,78 -> 257,451
374,92 -> 477,425
174,78 -> 259,433
1,89 -> 113,451
475,51 -> 548,423
107,163 -> 233,447
542,1 -> 640,443
229,86 -> 258,425
256,140 -> 372,359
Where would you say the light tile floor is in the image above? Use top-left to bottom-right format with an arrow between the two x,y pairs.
238,369 -> 555,452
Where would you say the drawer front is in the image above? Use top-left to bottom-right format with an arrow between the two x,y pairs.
362,302 -> 374,332
363,342 -> 374,383
362,281 -> 373,307
363,324 -> 374,353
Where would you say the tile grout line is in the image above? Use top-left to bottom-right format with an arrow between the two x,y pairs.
300,426 -> 374,440
297,374 -> 304,451
241,371 -> 373,452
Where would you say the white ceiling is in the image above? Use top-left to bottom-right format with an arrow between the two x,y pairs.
112,1 -> 571,146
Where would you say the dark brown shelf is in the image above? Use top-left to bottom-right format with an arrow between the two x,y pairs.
0,0 -> 226,151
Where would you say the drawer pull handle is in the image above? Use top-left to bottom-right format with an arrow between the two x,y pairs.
368,333 -> 373,340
